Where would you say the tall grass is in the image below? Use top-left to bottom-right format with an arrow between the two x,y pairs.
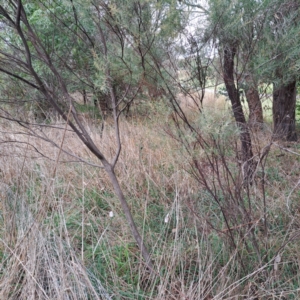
0,100 -> 300,299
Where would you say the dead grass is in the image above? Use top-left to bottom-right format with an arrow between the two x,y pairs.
0,99 -> 300,299
178,90 -> 228,113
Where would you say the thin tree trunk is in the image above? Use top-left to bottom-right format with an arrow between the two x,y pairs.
82,89 -> 87,105
103,164 -> 153,270
273,80 -> 297,141
214,74 -> 221,99
223,45 -> 254,181
244,74 -> 263,127
0,0 -> 155,275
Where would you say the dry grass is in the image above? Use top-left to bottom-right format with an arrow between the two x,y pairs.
0,99 -> 300,299
178,90 -> 228,110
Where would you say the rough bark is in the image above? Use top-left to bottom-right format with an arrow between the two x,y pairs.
223,45 -> 254,180
244,74 -> 263,127
273,81 -> 297,141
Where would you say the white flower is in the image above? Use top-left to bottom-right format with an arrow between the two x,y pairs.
274,254 -> 281,271
164,213 -> 170,223
109,211 -> 114,218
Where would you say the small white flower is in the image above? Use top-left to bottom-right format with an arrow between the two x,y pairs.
274,254 -> 281,271
164,213 -> 170,223
109,211 -> 114,218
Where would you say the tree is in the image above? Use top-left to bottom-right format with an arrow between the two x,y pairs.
0,0 -> 156,270
243,73 -> 263,127
0,0 -> 186,273
204,0 -> 267,128
266,0 -> 300,141
273,80 -> 297,141
222,43 -> 254,179
206,0 -> 262,180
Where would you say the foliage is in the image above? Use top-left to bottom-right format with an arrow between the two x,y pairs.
0,0 -> 300,299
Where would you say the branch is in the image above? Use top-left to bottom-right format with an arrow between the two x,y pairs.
181,1 -> 209,14
0,67 -> 40,90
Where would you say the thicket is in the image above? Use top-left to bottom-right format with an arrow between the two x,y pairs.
0,0 -> 300,299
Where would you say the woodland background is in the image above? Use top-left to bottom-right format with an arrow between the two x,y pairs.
0,0 -> 300,299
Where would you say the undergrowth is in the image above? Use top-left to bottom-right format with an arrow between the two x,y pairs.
0,101 -> 300,299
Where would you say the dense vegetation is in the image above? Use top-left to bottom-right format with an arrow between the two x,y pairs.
0,0 -> 300,299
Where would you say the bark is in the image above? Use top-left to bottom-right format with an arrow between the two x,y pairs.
223,45 -> 254,180
244,74 -> 263,127
82,89 -> 87,105
273,81 -> 297,141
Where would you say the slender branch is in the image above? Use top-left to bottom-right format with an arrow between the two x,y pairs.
0,0 -> 153,272
181,1 -> 209,14
0,67 -> 40,90
96,14 -> 122,169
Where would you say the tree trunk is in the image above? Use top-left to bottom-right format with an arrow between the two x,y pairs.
103,163 -> 154,271
223,45 -> 254,181
82,89 -> 87,105
273,81 -> 297,141
244,74 -> 263,127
